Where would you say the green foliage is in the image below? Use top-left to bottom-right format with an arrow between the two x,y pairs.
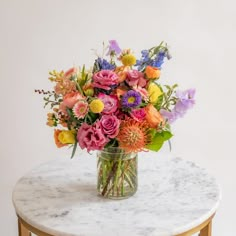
146,130 -> 173,152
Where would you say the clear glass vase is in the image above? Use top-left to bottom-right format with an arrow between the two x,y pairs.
97,147 -> 138,199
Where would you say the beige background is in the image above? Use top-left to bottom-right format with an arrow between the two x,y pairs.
0,0 -> 235,235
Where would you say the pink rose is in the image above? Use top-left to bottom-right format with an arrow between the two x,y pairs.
92,70 -> 118,90
98,93 -> 118,114
126,70 -> 147,87
77,122 -> 108,152
59,92 -> 84,114
100,115 -> 120,138
130,108 -> 146,121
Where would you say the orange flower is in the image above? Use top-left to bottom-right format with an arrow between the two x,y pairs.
145,104 -> 164,128
145,66 -> 160,80
115,66 -> 129,83
54,130 -> 67,148
115,86 -> 127,99
117,119 -> 150,153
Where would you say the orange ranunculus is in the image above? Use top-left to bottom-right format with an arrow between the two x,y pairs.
115,66 -> 129,83
145,104 -> 164,128
54,130 -> 68,148
145,66 -> 161,80
116,87 -> 127,99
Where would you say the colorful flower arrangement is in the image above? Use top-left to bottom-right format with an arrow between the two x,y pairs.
37,40 -> 195,158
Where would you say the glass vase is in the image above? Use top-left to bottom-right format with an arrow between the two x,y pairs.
97,147 -> 138,199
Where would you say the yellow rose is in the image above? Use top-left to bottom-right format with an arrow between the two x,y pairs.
58,130 -> 76,144
148,83 -> 162,104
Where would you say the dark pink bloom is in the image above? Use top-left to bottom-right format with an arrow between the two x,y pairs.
98,93 -> 118,114
77,122 -> 108,152
100,115 -> 120,138
126,70 -> 147,87
130,108 -> 146,121
92,70 -> 118,90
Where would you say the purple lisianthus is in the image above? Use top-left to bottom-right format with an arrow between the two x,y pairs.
92,70 -> 118,90
174,88 -> 196,117
122,90 -> 142,108
106,40 -> 122,55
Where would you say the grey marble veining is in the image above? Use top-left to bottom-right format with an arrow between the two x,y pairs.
12,152 -> 221,236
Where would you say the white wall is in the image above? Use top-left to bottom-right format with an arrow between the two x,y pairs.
0,0 -> 235,235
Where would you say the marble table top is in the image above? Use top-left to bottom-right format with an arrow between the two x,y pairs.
12,151 -> 221,236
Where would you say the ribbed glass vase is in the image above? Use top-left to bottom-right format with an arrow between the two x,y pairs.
97,147 -> 138,199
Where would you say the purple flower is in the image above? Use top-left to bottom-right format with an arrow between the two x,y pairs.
174,89 -> 196,117
160,109 -> 178,124
106,40 -> 122,55
122,90 -> 142,108
160,88 -> 196,123
94,58 -> 115,71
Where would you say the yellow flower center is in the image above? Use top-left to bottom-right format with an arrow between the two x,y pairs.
128,96 -> 135,104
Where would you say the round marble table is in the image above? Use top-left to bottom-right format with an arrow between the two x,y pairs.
13,152 -> 221,236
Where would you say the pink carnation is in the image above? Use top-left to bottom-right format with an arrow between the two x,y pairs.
126,70 -> 147,87
100,115 -> 120,138
77,122 -> 108,152
130,108 -> 146,121
98,93 -> 118,114
92,70 -> 118,90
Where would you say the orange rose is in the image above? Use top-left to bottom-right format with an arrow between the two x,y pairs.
54,130 -> 67,148
145,66 -> 160,80
145,104 -> 164,128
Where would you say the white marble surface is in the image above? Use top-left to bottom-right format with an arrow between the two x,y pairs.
12,152 -> 221,236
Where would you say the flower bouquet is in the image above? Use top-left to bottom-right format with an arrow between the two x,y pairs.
37,40 -> 195,199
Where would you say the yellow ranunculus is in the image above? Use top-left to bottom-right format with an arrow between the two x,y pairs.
89,99 -> 104,113
148,83 -> 162,104
58,130 -> 76,144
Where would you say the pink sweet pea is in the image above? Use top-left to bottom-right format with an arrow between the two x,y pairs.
77,122 -> 108,152
100,115 -> 120,138
92,70 -> 118,90
126,70 -> 147,87
98,93 -> 118,114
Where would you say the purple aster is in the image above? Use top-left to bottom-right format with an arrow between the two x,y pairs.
106,40 -> 122,55
122,90 -> 142,108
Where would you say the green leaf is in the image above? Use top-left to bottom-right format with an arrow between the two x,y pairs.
70,142 -> 77,159
146,131 -> 173,152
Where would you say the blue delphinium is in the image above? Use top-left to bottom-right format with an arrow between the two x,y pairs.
136,45 -> 171,71
94,57 -> 116,71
